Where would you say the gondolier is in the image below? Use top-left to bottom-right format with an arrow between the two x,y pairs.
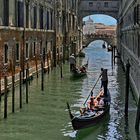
69,54 -> 76,71
100,68 -> 108,97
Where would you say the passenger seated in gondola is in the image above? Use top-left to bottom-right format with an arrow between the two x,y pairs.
87,96 -> 96,111
80,105 -> 87,115
94,97 -> 104,108
80,66 -> 86,73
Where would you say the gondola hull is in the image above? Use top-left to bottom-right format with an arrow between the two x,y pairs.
67,90 -> 111,130
72,104 -> 110,130
71,71 -> 86,78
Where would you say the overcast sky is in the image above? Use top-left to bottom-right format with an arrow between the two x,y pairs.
83,14 -> 117,25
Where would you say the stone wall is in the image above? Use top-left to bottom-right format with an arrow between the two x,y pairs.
118,0 -> 140,99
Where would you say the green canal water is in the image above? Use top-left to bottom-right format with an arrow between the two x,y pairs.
0,40 -> 139,140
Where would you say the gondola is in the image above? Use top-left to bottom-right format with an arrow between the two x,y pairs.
67,89 -> 111,130
71,63 -> 88,78
102,42 -> 106,48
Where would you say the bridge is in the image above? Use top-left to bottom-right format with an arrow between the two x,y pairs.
79,0 -> 120,20
83,33 -> 116,47
78,0 -> 119,48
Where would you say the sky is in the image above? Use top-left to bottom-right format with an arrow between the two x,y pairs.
83,14 -> 117,25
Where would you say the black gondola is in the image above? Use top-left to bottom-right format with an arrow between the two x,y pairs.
71,63 -> 88,78
102,42 -> 106,48
67,89 -> 111,130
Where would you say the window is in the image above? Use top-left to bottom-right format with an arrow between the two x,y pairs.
4,44 -> 8,63
33,42 -> 36,56
15,43 -> 20,61
3,0 -> 9,26
40,41 -> 42,54
39,6 -> 43,29
50,11 -> 53,30
25,2 -> 29,28
136,4 -> 140,25
47,10 -> 49,30
104,2 -> 108,8
46,41 -> 48,53
16,0 -> 24,27
134,5 -> 140,25
26,43 -> 29,59
33,6 -> 37,28
89,2 -> 93,7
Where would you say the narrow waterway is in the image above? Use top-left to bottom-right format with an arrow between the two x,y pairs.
0,40 -> 139,140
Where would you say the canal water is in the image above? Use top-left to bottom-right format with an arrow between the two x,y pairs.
0,40 -> 139,140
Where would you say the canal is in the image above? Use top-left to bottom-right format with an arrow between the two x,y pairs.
0,40 -> 139,140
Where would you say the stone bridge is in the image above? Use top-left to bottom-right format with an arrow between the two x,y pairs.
79,0 -> 120,20
83,33 -> 116,47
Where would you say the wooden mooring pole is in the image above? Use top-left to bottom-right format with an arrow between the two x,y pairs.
35,55 -> 39,78
12,75 -> 15,113
0,76 -> 1,101
26,69 -> 28,104
135,97 -> 140,130
113,46 -> 116,65
19,71 -> 22,108
41,60 -> 44,91
111,46 -> 114,69
60,62 -> 63,78
4,76 -> 8,118
125,60 -> 130,116
47,54 -> 50,74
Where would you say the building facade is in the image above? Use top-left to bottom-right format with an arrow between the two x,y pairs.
0,0 -> 80,78
117,0 -> 140,98
0,0 -> 55,77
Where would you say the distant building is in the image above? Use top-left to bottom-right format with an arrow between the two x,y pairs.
83,16 -> 95,35
83,17 -> 116,35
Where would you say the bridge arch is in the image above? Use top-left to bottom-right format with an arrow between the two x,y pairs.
83,34 -> 116,47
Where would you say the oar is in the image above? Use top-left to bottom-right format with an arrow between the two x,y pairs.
83,75 -> 101,106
